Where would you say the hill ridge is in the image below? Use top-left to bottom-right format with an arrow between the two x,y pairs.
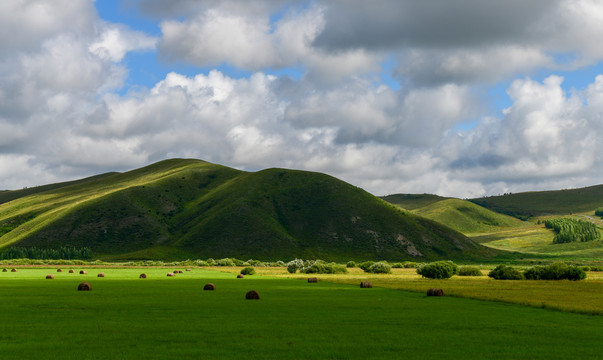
0,159 -> 497,261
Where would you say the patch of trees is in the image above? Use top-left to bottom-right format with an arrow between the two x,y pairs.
0,246 -> 92,260
487,263 -> 587,281
544,218 -> 599,243
524,262 -> 586,281
286,259 -> 347,274
595,207 -> 603,218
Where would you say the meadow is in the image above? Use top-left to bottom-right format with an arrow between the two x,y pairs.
1,266 -> 602,359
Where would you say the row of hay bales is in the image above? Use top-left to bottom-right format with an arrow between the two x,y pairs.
4,268 -> 444,297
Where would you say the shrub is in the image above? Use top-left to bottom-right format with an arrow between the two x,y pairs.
216,258 -> 236,267
488,265 -> 524,280
416,261 -> 458,279
365,261 -> 391,274
391,263 -> 404,268
246,259 -> 264,267
300,260 -> 347,274
346,261 -> 357,268
240,267 -> 256,275
458,266 -> 482,276
358,261 -> 375,272
403,262 -> 419,268
595,207 -> 603,218
286,259 -> 304,274
525,262 -> 586,281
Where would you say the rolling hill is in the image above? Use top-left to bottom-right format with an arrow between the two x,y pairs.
470,185 -> 603,219
0,159 -> 497,261
381,195 -> 524,235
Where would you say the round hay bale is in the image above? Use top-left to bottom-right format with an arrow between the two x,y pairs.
178,270 -> 184,274
203,283 -> 216,291
237,274 -> 244,279
11,268 -> 17,272
2,268 -> 7,272
97,273 -> 105,278
167,272 -> 175,277
57,269 -> 63,272
139,273 -> 147,279
79,270 -> 87,275
245,290 -> 260,300
68,269 -> 75,273
307,277 -> 318,283
360,281 -> 373,288
77,282 -> 92,291
427,288 -> 444,296
46,274 -> 54,279
186,268 -> 191,271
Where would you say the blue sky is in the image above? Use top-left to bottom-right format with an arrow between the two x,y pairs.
2,0 -> 603,197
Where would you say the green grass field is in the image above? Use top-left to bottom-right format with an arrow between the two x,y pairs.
1,267 -> 602,359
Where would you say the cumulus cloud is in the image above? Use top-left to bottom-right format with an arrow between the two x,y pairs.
3,0 -> 603,200
89,24 -> 157,62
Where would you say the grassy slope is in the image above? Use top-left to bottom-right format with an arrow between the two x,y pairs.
0,159 -> 495,261
413,198 -> 525,235
1,268 -> 602,359
380,193 -> 449,210
470,184 -> 603,219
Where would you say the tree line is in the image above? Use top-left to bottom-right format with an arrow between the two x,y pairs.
0,247 -> 92,260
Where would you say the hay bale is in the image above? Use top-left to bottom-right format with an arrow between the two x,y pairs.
57,269 -> 62,272
97,273 -> 105,278
2,268 -> 6,272
139,273 -> 147,279
360,281 -> 373,288
427,288 -> 444,296
79,270 -> 87,275
307,277 -> 318,283
46,274 -> 54,279
245,290 -> 260,300
11,268 -> 17,272
77,282 -> 92,291
167,272 -> 175,277
178,270 -> 184,274
68,269 -> 75,273
203,283 -> 216,291
237,274 -> 244,278
186,269 -> 191,271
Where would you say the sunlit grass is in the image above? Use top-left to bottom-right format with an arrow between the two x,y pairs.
1,267 -> 602,359
225,267 -> 603,315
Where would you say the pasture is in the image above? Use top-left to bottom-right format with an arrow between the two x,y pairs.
0,267 -> 602,359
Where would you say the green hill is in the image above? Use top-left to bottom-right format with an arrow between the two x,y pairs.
380,194 -> 450,210
0,159 -> 496,261
413,198 -> 524,235
470,185 -> 603,219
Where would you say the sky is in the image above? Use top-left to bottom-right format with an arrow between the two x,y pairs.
2,0 -> 603,198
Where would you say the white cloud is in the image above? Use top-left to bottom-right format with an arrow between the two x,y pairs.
89,25 -> 157,62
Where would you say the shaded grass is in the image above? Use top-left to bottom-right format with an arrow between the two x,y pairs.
1,268 -> 602,359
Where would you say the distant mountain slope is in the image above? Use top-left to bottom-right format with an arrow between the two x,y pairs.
380,194 -> 450,210
470,185 -> 603,219
413,198 -> 524,234
0,159 -> 496,261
